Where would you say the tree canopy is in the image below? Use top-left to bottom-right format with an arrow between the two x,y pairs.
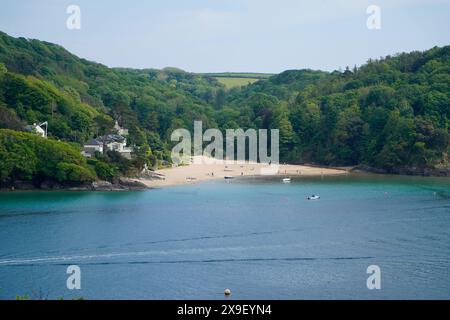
1,30 -> 449,180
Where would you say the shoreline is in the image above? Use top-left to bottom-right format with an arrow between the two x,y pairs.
139,156 -> 348,188
2,161 -> 448,192
0,163 -> 347,192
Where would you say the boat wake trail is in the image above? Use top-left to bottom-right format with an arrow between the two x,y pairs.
40,228 -> 306,255
0,255 -> 376,267
0,240 -> 381,266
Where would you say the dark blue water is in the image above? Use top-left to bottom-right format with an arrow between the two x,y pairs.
0,174 -> 449,300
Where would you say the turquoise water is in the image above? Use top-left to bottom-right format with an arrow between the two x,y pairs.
0,174 -> 449,300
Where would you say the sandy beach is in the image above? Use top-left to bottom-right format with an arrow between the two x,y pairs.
140,156 -> 347,188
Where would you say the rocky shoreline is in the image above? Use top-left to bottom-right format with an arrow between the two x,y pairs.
1,177 -> 149,192
352,165 -> 450,177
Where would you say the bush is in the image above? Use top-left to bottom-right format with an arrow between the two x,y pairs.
88,159 -> 116,181
56,162 -> 95,183
0,129 -> 94,185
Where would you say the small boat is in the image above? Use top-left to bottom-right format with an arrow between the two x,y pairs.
282,178 -> 291,183
307,195 -> 320,200
224,176 -> 234,180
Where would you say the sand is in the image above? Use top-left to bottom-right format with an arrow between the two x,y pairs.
140,156 -> 347,188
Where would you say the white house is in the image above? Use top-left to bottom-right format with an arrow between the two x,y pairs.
82,134 -> 132,159
81,138 -> 104,157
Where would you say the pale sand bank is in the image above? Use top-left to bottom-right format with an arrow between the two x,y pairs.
140,156 -> 347,188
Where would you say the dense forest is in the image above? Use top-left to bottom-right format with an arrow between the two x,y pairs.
0,30 -> 449,186
225,48 -> 450,170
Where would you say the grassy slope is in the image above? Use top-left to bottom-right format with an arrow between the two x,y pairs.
202,72 -> 274,89
216,77 -> 260,89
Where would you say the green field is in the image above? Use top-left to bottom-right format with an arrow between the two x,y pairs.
215,77 -> 260,89
202,72 -> 274,89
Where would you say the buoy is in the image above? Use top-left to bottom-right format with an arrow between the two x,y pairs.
224,288 -> 231,296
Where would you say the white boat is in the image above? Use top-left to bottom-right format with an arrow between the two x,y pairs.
282,178 -> 291,183
307,195 -> 320,200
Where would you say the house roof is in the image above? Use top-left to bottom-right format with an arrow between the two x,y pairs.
83,133 -> 126,148
98,134 -> 126,143
84,134 -> 125,145
85,139 -> 102,146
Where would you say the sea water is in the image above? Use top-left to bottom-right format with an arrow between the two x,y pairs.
0,174 -> 449,299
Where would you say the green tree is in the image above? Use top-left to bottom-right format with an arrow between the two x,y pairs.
272,105 -> 295,160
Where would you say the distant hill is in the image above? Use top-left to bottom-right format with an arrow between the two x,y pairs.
1,30 -> 449,184
0,31 -> 219,146
219,50 -> 450,171
228,69 -> 329,101
0,31 -> 219,186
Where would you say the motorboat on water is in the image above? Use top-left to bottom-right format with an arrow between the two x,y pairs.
224,176 -> 234,180
307,195 -> 320,200
282,178 -> 291,183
